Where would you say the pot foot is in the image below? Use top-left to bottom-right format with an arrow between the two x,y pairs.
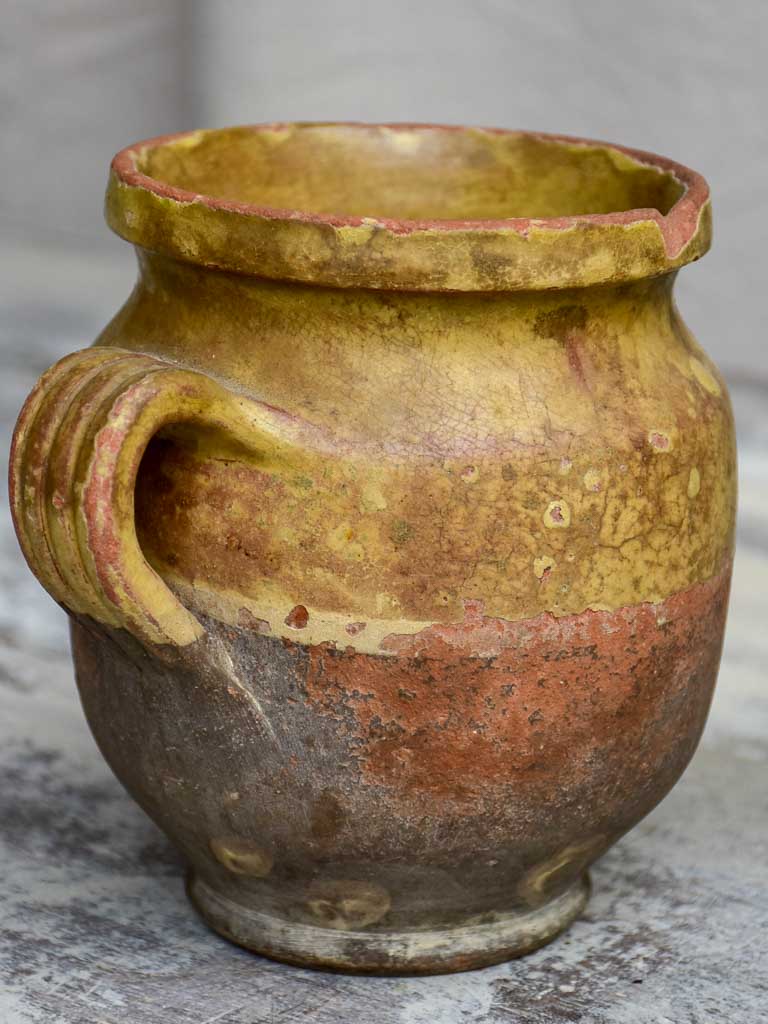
187,872 -> 590,975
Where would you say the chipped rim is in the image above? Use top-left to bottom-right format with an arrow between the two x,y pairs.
106,122 -> 712,291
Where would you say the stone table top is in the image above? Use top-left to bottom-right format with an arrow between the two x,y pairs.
1,234 -> 766,1024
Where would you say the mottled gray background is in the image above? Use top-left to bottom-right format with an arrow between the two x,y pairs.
2,4 -> 767,1022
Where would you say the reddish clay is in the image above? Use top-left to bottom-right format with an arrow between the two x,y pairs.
303,567 -> 730,800
285,605 -> 310,629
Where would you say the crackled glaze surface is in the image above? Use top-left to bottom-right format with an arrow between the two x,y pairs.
8,124 -> 735,974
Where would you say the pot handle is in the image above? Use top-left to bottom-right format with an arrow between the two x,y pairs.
10,347 -> 287,648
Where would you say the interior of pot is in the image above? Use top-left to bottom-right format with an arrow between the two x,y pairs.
136,124 -> 685,223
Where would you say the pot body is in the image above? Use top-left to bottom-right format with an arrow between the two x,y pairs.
9,116 -> 734,971
17,246 -> 732,972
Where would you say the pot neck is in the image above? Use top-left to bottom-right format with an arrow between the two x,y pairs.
127,249 -> 677,331
96,250 -> 687,461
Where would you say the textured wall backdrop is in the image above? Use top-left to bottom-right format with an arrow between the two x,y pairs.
1,1 -> 192,240
2,0 -> 765,373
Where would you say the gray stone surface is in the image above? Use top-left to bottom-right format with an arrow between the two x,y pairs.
1,233 -> 766,1022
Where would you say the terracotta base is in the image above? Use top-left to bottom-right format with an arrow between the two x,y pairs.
187,872 -> 590,975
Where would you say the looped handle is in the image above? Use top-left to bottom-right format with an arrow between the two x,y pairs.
10,347 -> 282,647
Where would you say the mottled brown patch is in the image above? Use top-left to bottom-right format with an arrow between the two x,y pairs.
533,305 -> 588,341
534,304 -> 589,385
310,790 -> 346,842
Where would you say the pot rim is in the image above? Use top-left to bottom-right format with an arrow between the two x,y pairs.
106,122 -> 711,292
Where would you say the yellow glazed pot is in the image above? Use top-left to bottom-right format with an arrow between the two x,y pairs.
9,124 -> 735,974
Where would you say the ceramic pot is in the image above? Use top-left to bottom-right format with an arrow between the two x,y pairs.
9,124 -> 735,974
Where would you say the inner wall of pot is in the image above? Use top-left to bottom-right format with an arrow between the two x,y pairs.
137,125 -> 685,222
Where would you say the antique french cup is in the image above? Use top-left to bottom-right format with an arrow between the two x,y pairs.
9,124 -> 735,973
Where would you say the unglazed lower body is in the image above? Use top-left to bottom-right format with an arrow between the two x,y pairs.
68,563 -> 728,974
187,871 -> 590,974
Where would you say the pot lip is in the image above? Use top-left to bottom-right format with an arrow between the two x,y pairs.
107,122 -> 711,291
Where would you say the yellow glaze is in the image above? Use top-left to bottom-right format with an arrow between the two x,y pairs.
11,124 -> 734,653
